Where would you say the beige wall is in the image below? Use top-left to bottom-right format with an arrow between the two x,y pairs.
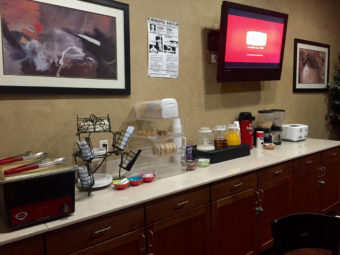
0,0 -> 339,162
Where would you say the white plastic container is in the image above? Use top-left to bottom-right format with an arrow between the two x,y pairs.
135,98 -> 178,119
282,124 -> 309,141
197,127 -> 215,151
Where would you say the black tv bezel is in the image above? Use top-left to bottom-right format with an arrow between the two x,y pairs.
217,1 -> 288,82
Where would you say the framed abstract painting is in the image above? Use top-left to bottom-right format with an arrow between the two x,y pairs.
293,39 -> 329,93
0,0 -> 130,94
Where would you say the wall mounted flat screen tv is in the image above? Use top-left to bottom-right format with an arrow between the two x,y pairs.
217,1 -> 288,82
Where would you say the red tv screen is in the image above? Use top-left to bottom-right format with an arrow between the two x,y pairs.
225,9 -> 284,67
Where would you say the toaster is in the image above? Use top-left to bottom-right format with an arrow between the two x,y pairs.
281,124 -> 309,142
0,166 -> 75,229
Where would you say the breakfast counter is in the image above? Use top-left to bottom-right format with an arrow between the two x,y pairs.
1,138 -> 340,246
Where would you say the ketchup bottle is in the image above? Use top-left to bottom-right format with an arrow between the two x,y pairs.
238,112 -> 255,149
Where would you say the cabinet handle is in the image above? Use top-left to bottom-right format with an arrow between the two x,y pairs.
147,230 -> 154,248
232,182 -> 243,188
304,160 -> 313,166
255,207 -> 264,215
255,189 -> 264,202
255,191 -> 260,203
175,200 -> 189,209
272,170 -> 282,176
139,234 -> 146,253
259,189 -> 264,202
318,180 -> 325,186
93,226 -> 111,235
331,152 -> 338,158
322,166 -> 326,176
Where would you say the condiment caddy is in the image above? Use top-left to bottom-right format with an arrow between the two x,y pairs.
75,114 -> 142,195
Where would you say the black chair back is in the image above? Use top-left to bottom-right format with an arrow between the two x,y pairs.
271,213 -> 340,255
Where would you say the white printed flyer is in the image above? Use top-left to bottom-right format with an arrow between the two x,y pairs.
148,17 -> 179,78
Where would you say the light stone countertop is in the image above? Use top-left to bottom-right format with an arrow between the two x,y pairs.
1,138 -> 340,246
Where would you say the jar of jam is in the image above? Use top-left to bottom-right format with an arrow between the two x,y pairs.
213,125 -> 227,148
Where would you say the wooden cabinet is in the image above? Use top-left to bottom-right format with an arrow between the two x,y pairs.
292,153 -> 321,213
0,236 -> 44,255
145,186 -> 210,224
292,166 -> 320,213
69,229 -> 145,255
256,161 -> 293,252
211,162 -> 293,255
256,176 -> 292,252
145,205 -> 211,255
46,206 -> 144,255
319,147 -> 340,213
4,146 -> 340,255
45,187 -> 211,255
212,188 -> 257,255
292,147 -> 340,214
145,186 -> 211,255
211,172 -> 257,255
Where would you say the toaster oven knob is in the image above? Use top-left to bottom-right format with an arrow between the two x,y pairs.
60,203 -> 70,214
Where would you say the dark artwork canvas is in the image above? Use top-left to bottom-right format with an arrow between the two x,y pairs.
1,0 -> 117,79
298,48 -> 326,84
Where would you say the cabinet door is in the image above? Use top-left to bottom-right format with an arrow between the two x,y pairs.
146,204 -> 211,255
319,161 -> 340,213
257,176 -> 292,253
70,229 -> 146,255
293,166 -> 320,213
212,189 -> 257,255
0,236 -> 44,255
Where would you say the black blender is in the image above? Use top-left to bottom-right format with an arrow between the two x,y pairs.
254,110 -> 274,145
271,109 -> 285,145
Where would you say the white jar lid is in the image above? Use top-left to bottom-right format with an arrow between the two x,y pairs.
213,125 -> 226,131
199,127 -> 212,133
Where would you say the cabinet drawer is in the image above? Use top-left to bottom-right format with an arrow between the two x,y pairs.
145,186 -> 210,224
46,206 -> 144,255
211,172 -> 257,201
293,153 -> 321,172
321,147 -> 340,163
258,161 -> 292,185
0,236 -> 44,255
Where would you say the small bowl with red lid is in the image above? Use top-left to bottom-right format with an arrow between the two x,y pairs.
140,173 -> 156,183
128,176 -> 143,186
113,178 -> 129,190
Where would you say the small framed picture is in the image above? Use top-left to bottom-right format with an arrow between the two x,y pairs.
293,39 -> 330,92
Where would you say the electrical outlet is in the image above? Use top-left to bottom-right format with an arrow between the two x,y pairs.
99,140 -> 109,150
211,53 -> 218,64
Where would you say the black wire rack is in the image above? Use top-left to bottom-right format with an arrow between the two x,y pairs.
75,114 -> 142,195
77,114 -> 112,134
